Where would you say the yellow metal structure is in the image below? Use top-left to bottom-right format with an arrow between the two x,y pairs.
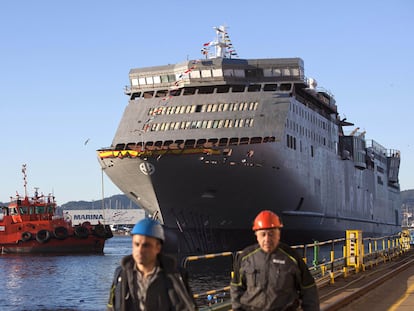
346,230 -> 364,268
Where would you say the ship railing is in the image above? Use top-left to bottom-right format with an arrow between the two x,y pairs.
188,232 -> 412,309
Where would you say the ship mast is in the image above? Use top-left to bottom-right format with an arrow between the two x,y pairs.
22,164 -> 28,198
201,25 -> 238,59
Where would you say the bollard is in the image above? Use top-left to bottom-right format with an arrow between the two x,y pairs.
313,241 -> 319,267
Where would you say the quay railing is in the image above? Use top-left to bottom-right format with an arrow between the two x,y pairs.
184,230 -> 412,310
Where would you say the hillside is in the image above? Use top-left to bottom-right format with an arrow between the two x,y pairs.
0,194 -> 140,210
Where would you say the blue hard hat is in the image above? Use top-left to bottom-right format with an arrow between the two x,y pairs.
131,218 -> 165,242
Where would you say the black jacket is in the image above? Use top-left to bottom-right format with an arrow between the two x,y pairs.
231,242 -> 320,311
107,253 -> 197,311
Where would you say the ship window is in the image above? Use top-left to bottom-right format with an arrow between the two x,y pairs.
196,105 -> 203,112
212,68 -> 223,77
201,120 -> 208,128
139,77 -> 146,85
131,78 -> 139,86
219,138 -> 228,146
216,85 -> 230,93
161,75 -> 169,83
175,139 -> 184,145
196,139 -> 207,147
154,141 -> 163,148
282,68 -> 291,76
126,143 -> 136,149
131,92 -> 141,100
240,137 -> 250,145
232,85 -> 245,92
223,69 -> 234,77
170,89 -> 181,96
201,70 -> 212,78
198,86 -> 215,94
143,91 -> 154,98
190,70 -> 200,78
167,142 -> 178,150
168,74 -> 176,82
208,138 -> 218,146
234,69 -> 245,77
115,144 -> 125,150
251,137 -> 262,144
273,69 -> 281,76
146,77 -> 154,84
185,139 -> 195,147
291,68 -> 300,76
245,69 -> 263,78
212,120 -> 219,128
264,84 -> 278,91
280,83 -> 292,91
248,84 -> 261,92
163,140 -> 173,148
183,87 -> 196,95
155,90 -> 168,97
229,138 -> 239,145
153,76 -> 161,84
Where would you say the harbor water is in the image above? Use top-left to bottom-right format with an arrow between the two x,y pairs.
0,235 -> 231,311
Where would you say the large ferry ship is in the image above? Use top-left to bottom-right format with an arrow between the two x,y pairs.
97,26 -> 402,254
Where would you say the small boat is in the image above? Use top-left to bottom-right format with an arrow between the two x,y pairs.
0,165 -> 113,254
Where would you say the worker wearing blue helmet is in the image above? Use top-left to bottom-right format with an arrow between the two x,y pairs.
107,218 -> 196,311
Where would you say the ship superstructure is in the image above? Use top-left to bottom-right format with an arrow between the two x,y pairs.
98,26 -> 401,254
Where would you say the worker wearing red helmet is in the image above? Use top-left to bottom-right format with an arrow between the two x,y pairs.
231,210 -> 320,311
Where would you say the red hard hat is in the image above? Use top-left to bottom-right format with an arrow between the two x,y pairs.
252,210 -> 283,231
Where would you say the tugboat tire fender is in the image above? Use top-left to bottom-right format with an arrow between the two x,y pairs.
74,226 -> 89,239
21,231 -> 32,242
54,226 -> 69,240
36,229 -> 51,243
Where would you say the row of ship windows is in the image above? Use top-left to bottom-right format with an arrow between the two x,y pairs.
286,119 -> 336,150
290,102 -> 331,131
286,134 -> 315,157
143,118 -> 255,132
130,67 -> 300,87
147,101 -> 259,116
116,136 -> 277,150
130,83 -> 293,99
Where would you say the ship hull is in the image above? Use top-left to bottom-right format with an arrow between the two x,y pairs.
99,141 -> 401,254
0,236 -> 106,254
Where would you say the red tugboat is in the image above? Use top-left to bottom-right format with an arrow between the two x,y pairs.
0,165 -> 113,254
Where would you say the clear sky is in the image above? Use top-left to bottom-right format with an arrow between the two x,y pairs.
1,0 -> 413,204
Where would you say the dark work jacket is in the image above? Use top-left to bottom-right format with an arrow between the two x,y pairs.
230,243 -> 320,311
107,254 -> 197,311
